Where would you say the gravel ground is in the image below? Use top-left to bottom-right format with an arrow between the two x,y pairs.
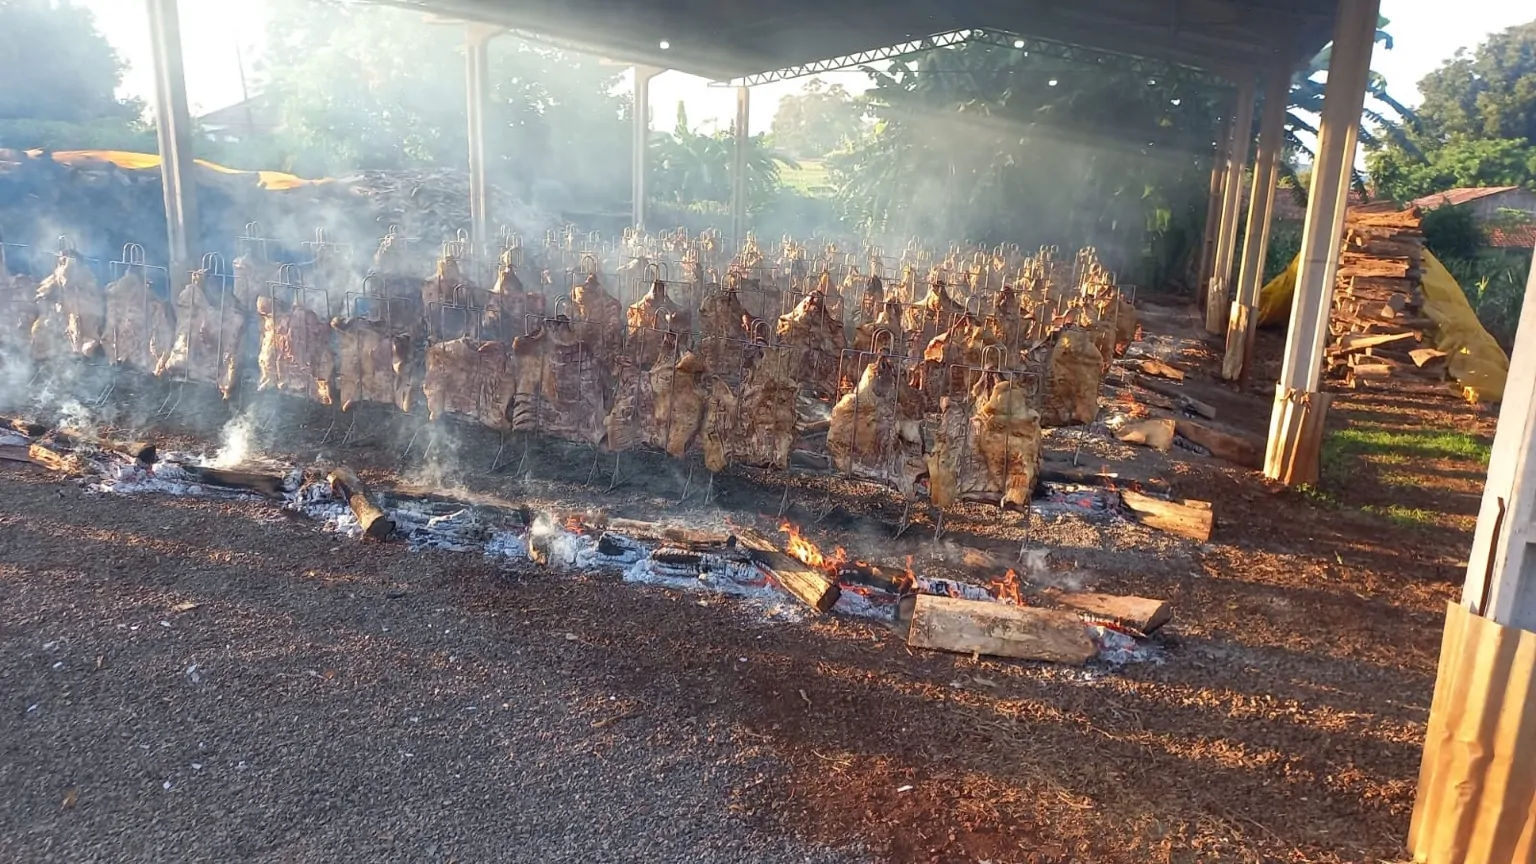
0,466 -> 866,864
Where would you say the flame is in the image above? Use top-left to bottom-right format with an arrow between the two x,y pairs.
779,522 -> 848,575
564,514 -> 585,533
991,569 -> 1024,605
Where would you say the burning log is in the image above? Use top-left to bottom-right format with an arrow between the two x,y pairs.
328,466 -> 395,541
26,441 -> 88,475
1053,592 -> 1171,634
1173,420 -> 1262,469
1131,375 -> 1216,420
733,525 -> 841,613
601,517 -> 733,549
176,464 -> 288,498
837,559 -> 913,596
1120,490 -> 1213,543
906,594 -> 1097,664
1134,358 -> 1185,381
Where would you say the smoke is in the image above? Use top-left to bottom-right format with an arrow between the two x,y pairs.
203,404 -> 260,469
1017,547 -> 1092,593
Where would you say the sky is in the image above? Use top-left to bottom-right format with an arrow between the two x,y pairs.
79,0 -> 1534,135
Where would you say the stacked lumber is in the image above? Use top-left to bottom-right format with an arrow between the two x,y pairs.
1327,204 -> 1438,386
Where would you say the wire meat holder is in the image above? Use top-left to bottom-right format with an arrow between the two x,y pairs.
331,275 -> 421,447
248,263 -> 337,444
158,253 -> 240,419
93,243 -> 172,407
930,348 -> 1046,543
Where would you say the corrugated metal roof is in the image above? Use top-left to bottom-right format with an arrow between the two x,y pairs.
1410,186 -> 1523,210
367,0 -> 1336,83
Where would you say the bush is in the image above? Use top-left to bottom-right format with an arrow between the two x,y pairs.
1421,204 -> 1483,260
1441,250 -> 1532,349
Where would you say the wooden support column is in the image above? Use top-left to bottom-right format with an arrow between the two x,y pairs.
1409,242 -> 1536,862
1206,72 -> 1257,335
730,86 -> 750,246
1222,63 -> 1292,381
1196,93 -> 1237,307
1264,0 -> 1379,485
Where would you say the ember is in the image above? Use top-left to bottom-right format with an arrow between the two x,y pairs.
778,522 -> 847,575
991,568 -> 1024,605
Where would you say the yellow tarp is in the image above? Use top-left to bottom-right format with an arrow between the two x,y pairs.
1253,251 -> 1509,403
23,149 -> 324,192
1420,250 -> 1509,403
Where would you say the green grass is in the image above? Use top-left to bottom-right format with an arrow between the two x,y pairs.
780,159 -> 834,197
1362,504 -> 1440,529
1326,427 -> 1492,464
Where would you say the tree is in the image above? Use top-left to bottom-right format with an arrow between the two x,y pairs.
1365,20 -> 1536,201
1284,16 -> 1417,194
1416,21 -> 1536,144
0,0 -> 149,149
828,41 -> 1227,283
769,78 -> 865,159
1370,137 -> 1536,201
649,102 -> 797,211
256,0 -> 630,209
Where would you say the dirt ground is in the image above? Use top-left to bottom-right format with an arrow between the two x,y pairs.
0,296 -> 1493,863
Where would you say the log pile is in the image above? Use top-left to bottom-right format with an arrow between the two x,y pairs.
1327,204 -> 1438,386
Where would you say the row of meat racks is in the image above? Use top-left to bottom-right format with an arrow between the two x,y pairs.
0,223 -> 1148,538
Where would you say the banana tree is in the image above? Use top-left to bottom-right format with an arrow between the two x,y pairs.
1281,15 -> 1418,194
649,101 -> 799,210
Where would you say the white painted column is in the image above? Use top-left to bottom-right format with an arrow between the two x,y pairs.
1205,72 -> 1257,334
632,65 -> 664,231
1461,244 -> 1536,631
1221,63 -> 1293,380
465,24 -> 500,252
1264,0 -> 1380,485
146,0 -> 198,273
730,86 -> 750,246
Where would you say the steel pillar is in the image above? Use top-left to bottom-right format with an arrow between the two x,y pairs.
146,0 -> 198,274
1205,72 -> 1256,334
1264,0 -> 1380,485
632,66 -> 664,231
730,87 -> 750,245
465,24 -> 500,252
1221,64 -> 1292,381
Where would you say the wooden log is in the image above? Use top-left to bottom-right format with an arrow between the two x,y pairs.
732,526 -> 841,613
1115,418 -> 1175,452
1329,331 -> 1419,354
178,465 -> 288,498
1350,363 -> 1394,378
0,442 -> 31,464
603,517 -> 734,548
1411,348 -> 1449,368
328,466 -> 395,541
1054,592 -> 1172,633
26,442 -> 87,475
1135,358 -> 1184,381
1132,375 -> 1217,419
907,594 -> 1097,664
1037,462 -> 1172,495
1120,489 -> 1213,542
1174,419 -> 1263,469
3,416 -> 49,438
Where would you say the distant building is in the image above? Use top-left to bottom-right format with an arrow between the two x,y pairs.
1410,186 -> 1536,223
197,95 -> 281,144
1411,186 -> 1536,251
